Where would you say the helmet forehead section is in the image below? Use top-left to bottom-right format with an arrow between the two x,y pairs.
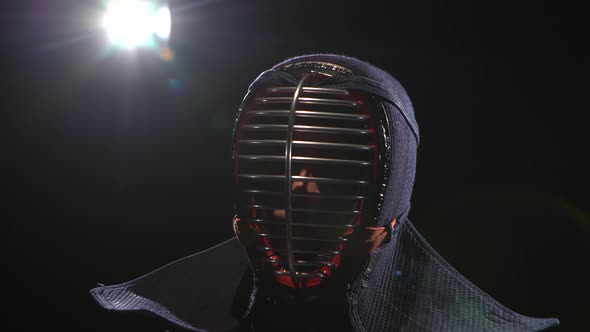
233,69 -> 386,288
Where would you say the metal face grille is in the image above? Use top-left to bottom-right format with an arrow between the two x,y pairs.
234,75 -> 379,288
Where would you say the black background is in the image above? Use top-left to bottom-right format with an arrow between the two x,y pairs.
4,0 -> 588,331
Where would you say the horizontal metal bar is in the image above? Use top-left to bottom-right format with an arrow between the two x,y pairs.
241,124 -> 372,135
297,110 -> 367,120
267,258 -> 336,268
293,260 -> 336,268
242,204 -> 279,210
239,174 -> 368,185
273,270 -> 326,278
292,175 -> 368,185
258,246 -> 342,256
247,110 -> 291,117
241,124 -> 287,131
239,174 -> 284,181
294,140 -> 374,150
293,156 -> 371,166
239,155 -> 372,166
292,236 -> 350,243
240,139 -> 286,146
240,189 -> 367,200
245,218 -> 358,228
256,233 -> 349,242
291,208 -> 361,215
240,139 -> 374,151
256,97 -> 357,107
239,155 -> 284,162
294,125 -> 371,135
255,97 -> 292,104
291,193 -> 367,200
267,87 -> 349,95
239,189 -> 284,196
247,110 -> 366,120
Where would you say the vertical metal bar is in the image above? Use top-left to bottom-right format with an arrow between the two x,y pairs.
284,74 -> 309,287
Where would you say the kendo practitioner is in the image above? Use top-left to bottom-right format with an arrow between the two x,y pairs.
91,54 -> 559,331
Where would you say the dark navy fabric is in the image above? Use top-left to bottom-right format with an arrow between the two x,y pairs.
91,237 -> 251,331
90,54 -> 559,331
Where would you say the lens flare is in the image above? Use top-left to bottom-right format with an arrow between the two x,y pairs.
102,0 -> 171,48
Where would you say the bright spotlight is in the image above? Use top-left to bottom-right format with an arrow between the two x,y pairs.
154,7 -> 171,39
102,0 -> 171,48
